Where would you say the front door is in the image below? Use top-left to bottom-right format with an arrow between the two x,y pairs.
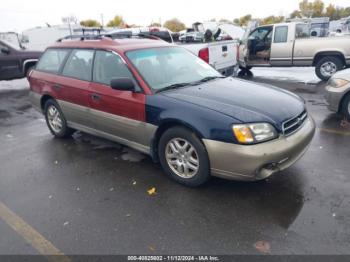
0,42 -> 21,80
246,26 -> 273,65
270,25 -> 294,66
89,50 -> 149,150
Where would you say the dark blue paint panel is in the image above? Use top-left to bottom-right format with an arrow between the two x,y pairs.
146,94 -> 239,143
145,77 -> 305,144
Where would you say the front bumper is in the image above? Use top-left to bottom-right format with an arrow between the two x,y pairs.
324,84 -> 349,112
203,117 -> 316,181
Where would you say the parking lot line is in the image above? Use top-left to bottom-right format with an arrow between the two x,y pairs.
0,201 -> 71,262
318,128 -> 350,136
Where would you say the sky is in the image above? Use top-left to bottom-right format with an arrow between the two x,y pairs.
1,0 -> 349,32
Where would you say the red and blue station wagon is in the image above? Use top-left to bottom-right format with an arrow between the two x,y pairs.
29,36 -> 315,187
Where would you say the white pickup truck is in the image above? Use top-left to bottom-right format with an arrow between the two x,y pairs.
239,22 -> 350,80
179,24 -> 244,76
181,40 -> 239,76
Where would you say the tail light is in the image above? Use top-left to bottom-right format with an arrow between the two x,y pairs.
198,47 -> 209,63
236,45 -> 239,61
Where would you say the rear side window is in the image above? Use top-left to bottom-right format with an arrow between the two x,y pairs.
36,49 -> 70,73
93,50 -> 134,85
62,49 -> 94,81
274,26 -> 288,43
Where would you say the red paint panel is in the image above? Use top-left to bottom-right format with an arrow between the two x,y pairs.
89,82 -> 146,122
54,75 -> 91,108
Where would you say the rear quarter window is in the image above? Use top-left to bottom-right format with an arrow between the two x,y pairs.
36,49 -> 70,73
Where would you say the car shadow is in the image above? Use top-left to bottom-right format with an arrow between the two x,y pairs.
41,131 -> 306,231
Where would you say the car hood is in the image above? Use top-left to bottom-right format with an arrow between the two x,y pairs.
160,77 -> 305,130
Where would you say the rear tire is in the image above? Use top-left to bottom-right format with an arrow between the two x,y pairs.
158,127 -> 210,187
315,56 -> 343,81
341,94 -> 350,121
44,99 -> 74,138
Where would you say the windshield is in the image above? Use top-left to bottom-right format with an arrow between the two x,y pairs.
126,47 -> 222,92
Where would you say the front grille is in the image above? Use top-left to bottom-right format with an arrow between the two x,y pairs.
282,111 -> 308,136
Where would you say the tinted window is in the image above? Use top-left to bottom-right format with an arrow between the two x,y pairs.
93,50 -> 134,85
295,24 -> 310,38
36,49 -> 70,73
62,49 -> 94,81
274,26 -> 288,43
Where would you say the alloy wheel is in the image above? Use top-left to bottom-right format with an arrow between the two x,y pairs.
165,138 -> 199,178
47,105 -> 63,133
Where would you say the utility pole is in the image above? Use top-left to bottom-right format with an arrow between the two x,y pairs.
101,14 -> 104,28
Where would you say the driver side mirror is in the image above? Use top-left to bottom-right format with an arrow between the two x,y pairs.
110,77 -> 135,91
0,47 -> 9,55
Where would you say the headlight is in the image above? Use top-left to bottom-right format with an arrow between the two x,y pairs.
232,123 -> 277,144
328,78 -> 349,88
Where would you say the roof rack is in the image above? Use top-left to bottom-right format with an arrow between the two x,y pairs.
56,32 -> 161,43
56,34 -> 107,42
103,33 -> 161,40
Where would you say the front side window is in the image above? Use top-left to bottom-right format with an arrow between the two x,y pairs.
126,47 -> 221,91
36,49 -> 70,73
274,26 -> 288,43
62,49 -> 94,81
249,27 -> 273,40
93,50 -> 135,86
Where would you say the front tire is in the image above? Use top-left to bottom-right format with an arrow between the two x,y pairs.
158,127 -> 210,187
341,94 -> 350,121
44,99 -> 74,138
315,56 -> 344,81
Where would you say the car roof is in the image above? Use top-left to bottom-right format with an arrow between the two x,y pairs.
49,37 -> 172,52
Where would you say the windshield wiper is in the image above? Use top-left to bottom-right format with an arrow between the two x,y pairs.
197,76 -> 226,83
155,82 -> 192,93
155,76 -> 226,93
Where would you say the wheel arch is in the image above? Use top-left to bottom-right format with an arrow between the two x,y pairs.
40,94 -> 54,112
23,59 -> 38,75
313,51 -> 346,66
150,119 -> 205,162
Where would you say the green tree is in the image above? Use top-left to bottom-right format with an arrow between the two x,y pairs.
312,0 -> 325,17
290,10 -> 302,18
163,18 -> 186,32
325,4 -> 338,20
80,19 -> 101,27
261,16 -> 285,25
299,0 -> 313,17
107,15 -> 125,27
235,14 -> 252,26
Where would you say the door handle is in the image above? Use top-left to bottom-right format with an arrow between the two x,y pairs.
52,84 -> 61,90
91,93 -> 101,101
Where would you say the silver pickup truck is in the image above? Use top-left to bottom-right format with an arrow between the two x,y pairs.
238,22 -> 350,80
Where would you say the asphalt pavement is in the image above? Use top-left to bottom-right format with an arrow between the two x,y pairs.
0,69 -> 349,256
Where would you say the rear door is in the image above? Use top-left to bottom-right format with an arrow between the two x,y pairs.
54,49 -> 94,128
270,25 -> 294,66
89,50 -> 149,150
208,41 -> 237,71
